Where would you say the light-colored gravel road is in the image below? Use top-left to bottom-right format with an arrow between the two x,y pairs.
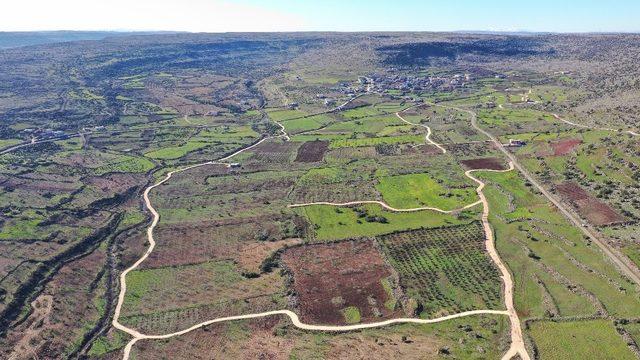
288,199 -> 482,213
112,98 -> 533,360
395,105 -> 448,154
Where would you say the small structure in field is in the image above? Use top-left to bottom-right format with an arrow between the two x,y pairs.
507,139 -> 526,147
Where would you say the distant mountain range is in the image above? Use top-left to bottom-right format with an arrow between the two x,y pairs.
0,30 -> 176,49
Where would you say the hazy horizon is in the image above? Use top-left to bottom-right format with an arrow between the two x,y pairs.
2,0 -> 639,33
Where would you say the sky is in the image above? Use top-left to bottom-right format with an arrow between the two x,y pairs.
1,0 -> 639,33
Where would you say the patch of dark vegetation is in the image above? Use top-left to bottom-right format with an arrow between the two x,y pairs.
93,38 -> 323,79
379,37 -> 554,66
460,157 -> 507,170
295,140 -> 329,162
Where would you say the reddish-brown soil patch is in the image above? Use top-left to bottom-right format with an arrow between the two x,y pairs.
295,140 -> 329,162
460,157 -> 507,170
550,138 -> 582,156
556,182 -> 625,226
281,239 -> 400,325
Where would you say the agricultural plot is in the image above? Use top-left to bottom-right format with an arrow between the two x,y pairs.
281,240 -> 402,325
295,140 -> 329,162
477,108 -> 571,135
146,219 -> 302,270
280,114 -> 335,134
460,157 -> 508,170
120,260 -> 287,330
376,222 -> 503,318
144,141 -> 212,160
324,146 -> 380,163
290,180 -> 381,204
479,169 -> 640,320
528,320 -> 635,360
245,138 -> 300,165
317,115 -> 402,135
376,172 -> 478,210
127,314 -> 509,360
329,135 -> 424,149
153,166 -> 301,224
266,108 -> 307,122
290,161 -> 380,203
341,105 -> 386,119
299,204 -> 479,242
401,104 -> 484,144
548,138 -> 582,156
442,142 -> 498,158
555,182 -> 625,226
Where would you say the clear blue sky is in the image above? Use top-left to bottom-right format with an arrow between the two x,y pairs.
237,0 -> 639,33
2,0 -> 639,32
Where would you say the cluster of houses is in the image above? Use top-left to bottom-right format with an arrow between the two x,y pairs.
364,71 -> 473,94
308,70 -> 490,108
22,128 -> 67,140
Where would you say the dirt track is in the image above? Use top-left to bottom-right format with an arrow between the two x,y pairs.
112,98 -> 531,360
472,104 -> 640,286
466,163 -> 530,360
288,199 -> 482,213
395,105 -> 448,154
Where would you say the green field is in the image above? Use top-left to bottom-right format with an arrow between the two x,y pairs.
266,108 -> 307,122
144,141 -> 210,160
329,135 -> 423,149
319,115 -> 401,134
280,114 -> 334,134
480,170 -> 640,318
529,320 -> 635,360
376,172 -> 478,210
299,203 -> 479,241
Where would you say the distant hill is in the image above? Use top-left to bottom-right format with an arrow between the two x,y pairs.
0,31 -> 174,49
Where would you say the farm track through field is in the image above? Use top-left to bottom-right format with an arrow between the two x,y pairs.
501,88 -> 638,137
112,91 -> 533,360
395,105 -> 448,154
451,99 -> 640,321
0,132 -> 90,155
488,100 -> 640,285
288,199 -> 482,213
551,113 -> 640,137
288,100 -> 530,359
112,133 -> 290,360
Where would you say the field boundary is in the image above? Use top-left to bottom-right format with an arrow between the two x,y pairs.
112,92 -> 530,360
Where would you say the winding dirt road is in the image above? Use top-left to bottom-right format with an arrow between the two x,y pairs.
552,113 -> 639,137
112,131 -> 514,359
288,199 -> 481,213
466,163 -> 530,360
395,105 -> 448,154
453,102 -> 640,286
112,134 -> 290,359
118,308 -> 510,358
0,132 -> 90,155
112,100 -> 531,360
